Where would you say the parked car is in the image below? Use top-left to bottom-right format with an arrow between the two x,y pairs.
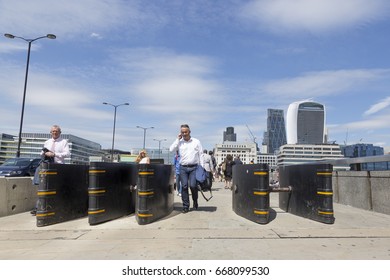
0,158 -> 41,177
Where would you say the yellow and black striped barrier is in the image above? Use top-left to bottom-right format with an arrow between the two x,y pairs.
36,162 -> 89,227
136,164 -> 174,225
279,164 -> 335,224
88,162 -> 138,225
232,164 -> 270,224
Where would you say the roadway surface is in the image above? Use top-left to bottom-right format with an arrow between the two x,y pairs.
0,181 -> 390,260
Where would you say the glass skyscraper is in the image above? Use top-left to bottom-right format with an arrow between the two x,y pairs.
286,101 -> 325,145
223,127 -> 237,142
264,109 -> 287,154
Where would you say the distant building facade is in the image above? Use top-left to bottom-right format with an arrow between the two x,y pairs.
277,144 -> 344,166
0,132 -> 103,165
341,143 -> 385,170
214,141 -> 257,165
286,101 -> 325,145
263,109 -> 287,154
223,127 -> 237,142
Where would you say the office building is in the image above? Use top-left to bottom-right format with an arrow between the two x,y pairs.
286,101 -> 325,145
0,132 -> 103,164
264,109 -> 287,154
277,144 -> 344,166
223,127 -> 236,142
341,143 -> 386,170
214,141 -> 257,165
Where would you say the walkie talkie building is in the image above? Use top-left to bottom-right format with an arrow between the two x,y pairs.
286,100 -> 326,145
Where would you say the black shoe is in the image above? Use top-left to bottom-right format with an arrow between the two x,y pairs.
182,208 -> 189,214
30,209 -> 36,215
193,202 -> 198,210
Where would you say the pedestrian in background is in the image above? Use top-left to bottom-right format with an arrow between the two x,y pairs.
136,149 -> 150,164
224,154 -> 235,189
202,149 -> 215,190
173,150 -> 182,196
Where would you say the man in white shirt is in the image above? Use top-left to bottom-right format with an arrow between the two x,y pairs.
202,149 -> 215,189
169,124 -> 204,213
32,125 -> 70,215
42,125 -> 70,164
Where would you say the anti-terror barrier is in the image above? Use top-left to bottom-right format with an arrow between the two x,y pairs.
35,161 -> 334,227
36,162 -> 174,227
279,163 -> 335,224
36,162 -> 89,227
136,164 -> 175,225
232,164 -> 270,224
232,163 -> 335,225
88,162 -> 138,225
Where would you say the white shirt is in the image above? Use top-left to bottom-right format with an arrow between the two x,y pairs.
43,137 -> 70,164
139,157 -> 149,164
202,153 -> 215,172
169,137 -> 204,166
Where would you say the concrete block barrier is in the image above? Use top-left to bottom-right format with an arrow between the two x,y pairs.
0,177 -> 37,217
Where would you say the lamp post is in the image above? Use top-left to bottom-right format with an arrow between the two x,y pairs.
136,126 -> 154,149
153,138 -> 167,157
4,33 -> 56,157
103,102 -> 129,161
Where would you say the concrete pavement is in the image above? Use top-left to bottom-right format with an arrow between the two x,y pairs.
0,181 -> 390,260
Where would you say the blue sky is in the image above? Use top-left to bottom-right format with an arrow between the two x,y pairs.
1,0 -> 390,152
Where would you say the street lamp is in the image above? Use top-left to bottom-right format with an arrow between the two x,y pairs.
4,33 -> 56,157
153,138 -> 167,157
136,126 -> 154,149
103,102 -> 129,161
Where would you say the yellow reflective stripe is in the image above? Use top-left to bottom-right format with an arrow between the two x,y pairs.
318,210 -> 333,215
317,191 -> 333,195
88,190 -> 106,194
37,191 -> 56,196
254,210 -> 269,215
36,212 -> 55,217
317,172 -> 332,176
253,191 -> 268,196
88,209 -> 105,215
139,171 -> 154,175
138,191 -> 154,196
254,171 -> 268,176
39,171 -> 57,175
89,170 -> 106,174
138,213 -> 153,218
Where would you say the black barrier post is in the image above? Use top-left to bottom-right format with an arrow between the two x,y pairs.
232,164 -> 270,224
278,163 -> 335,224
36,162 -> 89,227
315,167 -> 335,224
88,162 -> 137,225
136,164 -> 174,225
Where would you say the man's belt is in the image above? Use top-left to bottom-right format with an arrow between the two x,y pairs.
180,164 -> 197,167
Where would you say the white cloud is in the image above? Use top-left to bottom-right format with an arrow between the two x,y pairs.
112,48 -> 226,118
240,0 -> 390,34
0,0 -> 143,39
90,33 -> 103,40
262,69 -> 390,99
364,97 -> 390,116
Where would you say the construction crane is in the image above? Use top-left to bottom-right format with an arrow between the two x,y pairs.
246,124 -> 257,144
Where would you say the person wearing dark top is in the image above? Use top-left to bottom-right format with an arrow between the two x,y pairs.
224,154 -> 235,189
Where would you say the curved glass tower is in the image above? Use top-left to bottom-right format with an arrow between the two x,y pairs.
286,101 -> 325,145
